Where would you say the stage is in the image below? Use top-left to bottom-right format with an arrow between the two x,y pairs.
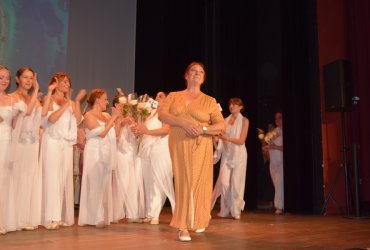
1,208 -> 369,250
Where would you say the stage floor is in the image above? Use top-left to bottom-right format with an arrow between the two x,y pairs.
1,208 -> 370,250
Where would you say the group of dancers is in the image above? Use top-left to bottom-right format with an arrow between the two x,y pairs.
1,63 -> 282,241
0,65 -> 176,235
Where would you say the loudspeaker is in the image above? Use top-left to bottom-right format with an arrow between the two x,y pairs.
323,60 -> 352,112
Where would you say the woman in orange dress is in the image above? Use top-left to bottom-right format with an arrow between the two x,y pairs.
159,62 -> 225,242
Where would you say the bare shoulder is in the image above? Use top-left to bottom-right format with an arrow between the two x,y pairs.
242,116 -> 249,125
102,111 -> 111,120
83,111 -> 96,124
9,91 -> 20,101
0,93 -> 12,105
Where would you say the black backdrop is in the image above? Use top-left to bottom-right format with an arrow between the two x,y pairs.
135,0 -> 323,214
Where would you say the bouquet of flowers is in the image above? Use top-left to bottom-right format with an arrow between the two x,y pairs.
117,89 -> 158,153
257,124 -> 277,163
118,92 -> 154,123
258,124 -> 280,145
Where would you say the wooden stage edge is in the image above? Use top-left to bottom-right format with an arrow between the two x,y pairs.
1,207 -> 370,250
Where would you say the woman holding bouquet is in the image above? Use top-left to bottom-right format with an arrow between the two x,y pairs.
159,62 -> 225,242
263,112 -> 284,214
132,91 -> 175,225
112,93 -> 144,223
211,97 -> 249,220
78,89 -> 121,228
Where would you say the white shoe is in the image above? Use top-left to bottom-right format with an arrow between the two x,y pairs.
46,221 -> 60,230
95,221 -> 107,228
233,215 -> 241,220
23,224 -> 36,231
195,228 -> 205,233
58,221 -> 69,227
126,218 -> 143,224
217,212 -> 228,218
275,209 -> 284,215
149,218 -> 159,225
142,217 -> 151,223
179,230 -> 191,242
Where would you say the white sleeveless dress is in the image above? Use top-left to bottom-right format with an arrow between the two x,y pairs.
41,102 -> 77,227
138,112 -> 175,220
0,103 -> 17,233
78,120 -> 116,225
12,101 -> 42,229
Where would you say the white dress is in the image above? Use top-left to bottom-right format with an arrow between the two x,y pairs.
268,127 -> 284,210
12,101 -> 42,229
0,103 -> 17,233
212,113 -> 248,217
116,124 -> 144,220
78,120 -> 116,226
41,102 -> 77,227
138,112 -> 175,220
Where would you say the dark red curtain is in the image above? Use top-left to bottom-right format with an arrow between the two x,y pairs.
347,0 -> 370,205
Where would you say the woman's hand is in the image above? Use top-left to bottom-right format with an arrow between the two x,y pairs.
75,89 -> 87,102
48,82 -> 58,94
134,123 -> 148,137
219,133 -> 227,141
122,116 -> 134,125
112,104 -> 122,119
183,122 -> 202,137
32,73 -> 40,91
262,145 -> 270,152
130,123 -> 140,137
66,88 -> 72,102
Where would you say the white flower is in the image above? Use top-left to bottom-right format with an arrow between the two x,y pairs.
264,130 -> 279,144
129,99 -> 138,105
148,98 -> 158,109
137,102 -> 146,109
258,133 -> 265,140
118,96 -> 127,104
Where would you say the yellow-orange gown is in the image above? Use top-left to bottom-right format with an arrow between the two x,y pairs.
161,90 -> 225,230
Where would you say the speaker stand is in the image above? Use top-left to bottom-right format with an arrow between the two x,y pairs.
321,165 -> 344,215
321,110 -> 351,216
340,110 -> 351,217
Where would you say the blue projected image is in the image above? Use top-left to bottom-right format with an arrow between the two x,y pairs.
0,0 -> 69,91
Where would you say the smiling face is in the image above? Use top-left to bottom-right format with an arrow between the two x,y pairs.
184,63 -> 206,87
96,92 -> 109,111
0,68 -> 10,92
56,76 -> 71,94
16,69 -> 34,91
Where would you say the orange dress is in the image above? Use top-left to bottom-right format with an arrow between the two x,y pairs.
161,91 -> 225,230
